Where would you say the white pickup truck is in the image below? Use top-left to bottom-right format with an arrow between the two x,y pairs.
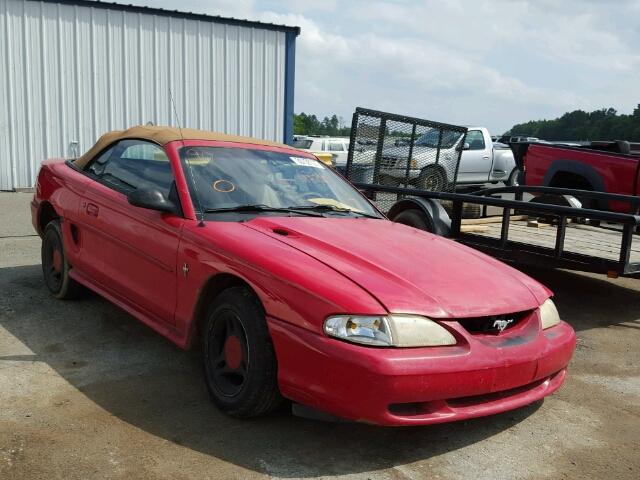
371,127 -> 518,190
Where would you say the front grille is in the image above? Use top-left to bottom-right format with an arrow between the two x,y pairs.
380,156 -> 398,169
459,311 -> 529,335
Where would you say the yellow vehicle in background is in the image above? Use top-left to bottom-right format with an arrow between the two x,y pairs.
312,152 -> 334,166
292,135 -> 350,168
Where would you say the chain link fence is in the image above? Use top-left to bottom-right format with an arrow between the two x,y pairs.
345,107 -> 468,213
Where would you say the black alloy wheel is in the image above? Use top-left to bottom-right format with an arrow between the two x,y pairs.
207,308 -> 249,398
203,287 -> 282,418
41,220 -> 82,299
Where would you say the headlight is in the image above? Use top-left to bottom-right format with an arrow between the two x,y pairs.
323,315 -> 456,347
539,298 -> 561,329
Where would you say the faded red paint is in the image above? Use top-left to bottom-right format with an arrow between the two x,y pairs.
32,139 -> 576,426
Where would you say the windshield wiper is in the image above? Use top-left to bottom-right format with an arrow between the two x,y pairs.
202,204 -> 324,217
288,204 -> 381,219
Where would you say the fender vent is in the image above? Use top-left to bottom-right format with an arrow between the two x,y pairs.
70,224 -> 80,245
272,228 -> 289,236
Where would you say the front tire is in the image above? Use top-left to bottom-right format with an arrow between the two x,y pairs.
418,166 -> 446,191
203,287 -> 282,418
41,220 -> 82,299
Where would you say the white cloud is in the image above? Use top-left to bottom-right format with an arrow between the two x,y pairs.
129,0 -> 640,133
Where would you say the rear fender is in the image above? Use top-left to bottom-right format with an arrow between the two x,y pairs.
543,160 -> 604,191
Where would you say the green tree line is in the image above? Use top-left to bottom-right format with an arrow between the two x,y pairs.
293,113 -> 350,136
507,105 -> 640,141
296,105 -> 640,142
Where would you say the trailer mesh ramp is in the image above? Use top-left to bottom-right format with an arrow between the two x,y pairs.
345,108 -> 468,213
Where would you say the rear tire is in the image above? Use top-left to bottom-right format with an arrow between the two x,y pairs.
41,220 -> 82,300
202,287 -> 282,418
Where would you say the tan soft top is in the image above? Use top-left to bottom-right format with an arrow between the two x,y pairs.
74,125 -> 290,168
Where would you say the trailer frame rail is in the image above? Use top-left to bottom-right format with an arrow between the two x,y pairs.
354,183 -> 640,277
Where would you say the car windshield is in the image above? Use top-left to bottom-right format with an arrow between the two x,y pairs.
292,138 -> 313,149
415,129 -> 462,148
180,146 -> 380,217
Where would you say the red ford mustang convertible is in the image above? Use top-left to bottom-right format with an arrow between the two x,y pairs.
31,126 -> 576,426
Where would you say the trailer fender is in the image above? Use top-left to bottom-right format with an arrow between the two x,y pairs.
387,198 -> 451,236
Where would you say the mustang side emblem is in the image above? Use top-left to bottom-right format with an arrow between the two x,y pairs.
493,318 -> 514,332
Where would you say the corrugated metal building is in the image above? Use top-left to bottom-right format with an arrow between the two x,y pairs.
0,0 -> 299,190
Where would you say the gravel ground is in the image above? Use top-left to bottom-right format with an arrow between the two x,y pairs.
0,192 -> 638,480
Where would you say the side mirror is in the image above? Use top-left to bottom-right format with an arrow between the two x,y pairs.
462,142 -> 470,150
127,188 -> 176,214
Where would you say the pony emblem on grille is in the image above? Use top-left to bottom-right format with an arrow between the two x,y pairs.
493,318 -> 514,332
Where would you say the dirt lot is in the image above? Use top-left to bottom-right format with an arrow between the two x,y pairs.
1,192 -> 638,480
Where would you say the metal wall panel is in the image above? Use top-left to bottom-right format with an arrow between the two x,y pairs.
0,0 -> 288,189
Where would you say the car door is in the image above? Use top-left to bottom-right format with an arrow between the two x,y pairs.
457,130 -> 492,184
76,139 -> 183,325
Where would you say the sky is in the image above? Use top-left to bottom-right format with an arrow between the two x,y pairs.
128,0 -> 639,134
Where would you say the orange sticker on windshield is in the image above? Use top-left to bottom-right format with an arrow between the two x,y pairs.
212,179 -> 235,193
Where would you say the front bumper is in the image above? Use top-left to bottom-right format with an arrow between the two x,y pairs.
268,315 -> 576,426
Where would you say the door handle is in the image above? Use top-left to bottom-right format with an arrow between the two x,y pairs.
86,203 -> 99,217
483,156 -> 490,160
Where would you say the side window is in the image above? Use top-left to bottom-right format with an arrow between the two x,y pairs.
328,142 -> 345,152
466,130 -> 486,150
86,147 -> 115,177
84,140 -> 174,197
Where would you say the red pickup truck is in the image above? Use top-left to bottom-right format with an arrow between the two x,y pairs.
518,141 -> 640,212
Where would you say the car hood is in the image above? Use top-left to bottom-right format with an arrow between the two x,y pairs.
242,217 -> 550,318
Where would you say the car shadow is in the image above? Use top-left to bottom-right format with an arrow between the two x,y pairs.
2,263 -> 637,477
515,265 -> 640,331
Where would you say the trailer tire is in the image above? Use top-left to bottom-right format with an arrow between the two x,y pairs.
393,209 -> 432,232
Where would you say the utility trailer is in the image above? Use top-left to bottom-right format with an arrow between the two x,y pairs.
345,108 -> 640,277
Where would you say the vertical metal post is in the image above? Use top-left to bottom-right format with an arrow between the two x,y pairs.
371,117 -> 387,186
500,207 -> 511,247
515,186 -> 523,202
434,129 -> 443,168
451,200 -> 463,238
283,31 -> 296,145
402,123 -> 417,195
620,223 -> 633,270
452,131 -> 467,190
555,216 -> 567,258
346,110 -> 359,178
